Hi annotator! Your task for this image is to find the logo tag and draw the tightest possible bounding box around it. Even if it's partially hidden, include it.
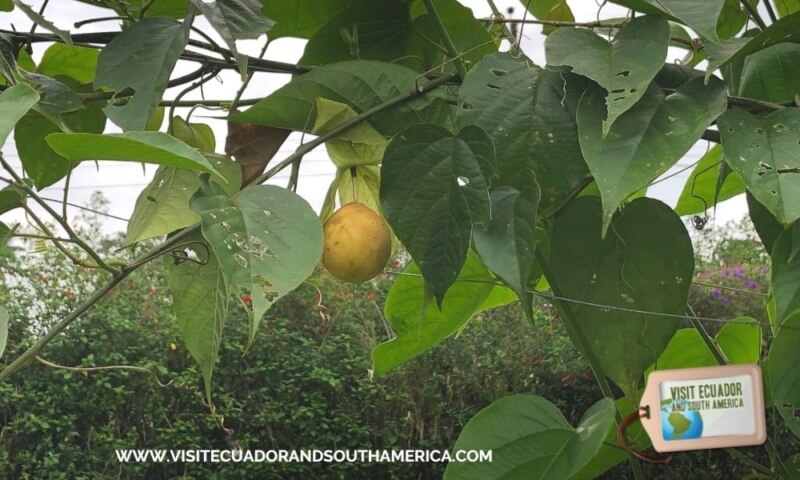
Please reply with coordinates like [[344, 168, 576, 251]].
[[639, 364, 767, 452]]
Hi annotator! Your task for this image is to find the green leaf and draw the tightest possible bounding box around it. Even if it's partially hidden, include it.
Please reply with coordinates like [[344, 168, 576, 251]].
[[545, 16, 670, 135], [771, 229, 800, 326], [776, 0, 800, 17], [232, 60, 451, 136], [0, 83, 39, 145], [380, 124, 494, 304], [165, 233, 228, 402], [520, 0, 575, 35], [311, 98, 387, 168], [791, 222, 800, 262], [24, 72, 84, 116], [0, 184, 25, 215], [171, 116, 216, 153], [767, 311, 800, 439], [46, 132, 223, 176], [705, 11, 800, 74], [190, 178, 323, 344], [12, 0, 72, 47], [190, 0, 274, 77], [372, 250, 516, 376], [674, 145, 745, 216], [443, 395, 616, 480], [748, 191, 785, 254], [645, 0, 724, 44], [737, 43, 800, 104], [262, 0, 362, 38], [125, 155, 241, 246], [0, 222, 13, 249], [0, 0, 12, 11], [548, 197, 694, 395], [719, 108, 800, 224], [577, 78, 728, 233], [717, 318, 762, 364], [456, 52, 590, 214], [95, 16, 192, 131], [651, 329, 717, 371], [716, 0, 748, 40], [0, 306, 7, 359], [37, 44, 99, 84], [473, 170, 540, 320]]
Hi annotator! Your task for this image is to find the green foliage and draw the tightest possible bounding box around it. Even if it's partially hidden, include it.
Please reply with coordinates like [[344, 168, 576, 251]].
[[674, 145, 745, 216], [37, 44, 98, 84], [768, 312, 800, 439], [548, 197, 694, 396], [771, 228, 800, 326], [380, 124, 494, 302], [0, 83, 39, 144], [443, 395, 615, 480]]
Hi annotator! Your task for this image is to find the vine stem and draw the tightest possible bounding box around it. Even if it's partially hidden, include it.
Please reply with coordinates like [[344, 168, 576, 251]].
[[480, 17, 626, 28], [422, 0, 468, 80], [35, 356, 172, 387], [0, 73, 457, 383], [685, 306, 790, 479], [535, 250, 644, 480], [740, 0, 768, 29]]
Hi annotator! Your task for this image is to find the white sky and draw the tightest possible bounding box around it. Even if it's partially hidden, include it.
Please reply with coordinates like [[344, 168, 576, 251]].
[[0, 0, 747, 236]]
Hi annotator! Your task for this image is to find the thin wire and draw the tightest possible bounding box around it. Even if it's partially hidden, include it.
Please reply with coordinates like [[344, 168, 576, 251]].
[[386, 271, 784, 330], [38, 196, 129, 222]]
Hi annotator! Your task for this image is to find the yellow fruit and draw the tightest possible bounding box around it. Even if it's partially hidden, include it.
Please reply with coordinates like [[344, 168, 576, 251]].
[[323, 202, 391, 283]]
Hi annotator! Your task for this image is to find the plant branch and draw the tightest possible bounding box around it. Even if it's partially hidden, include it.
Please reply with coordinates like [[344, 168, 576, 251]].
[[35, 356, 173, 387], [480, 17, 627, 28], [0, 154, 119, 274], [763, 0, 778, 23], [19, 204, 99, 269], [422, 0, 468, 80], [11, 232, 76, 243], [535, 250, 644, 480], [662, 88, 785, 112], [740, 0, 768, 29]]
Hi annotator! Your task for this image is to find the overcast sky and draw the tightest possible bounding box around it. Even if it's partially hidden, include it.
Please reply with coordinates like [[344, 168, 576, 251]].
[[0, 0, 747, 236]]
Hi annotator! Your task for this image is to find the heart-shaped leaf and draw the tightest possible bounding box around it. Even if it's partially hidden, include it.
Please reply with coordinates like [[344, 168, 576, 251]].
[[612, 0, 724, 44], [719, 108, 800, 224], [95, 16, 192, 131], [444, 395, 616, 480], [380, 124, 494, 304], [191, 178, 323, 344], [577, 77, 728, 233], [548, 197, 694, 395], [164, 233, 229, 403], [37, 44, 99, 84], [125, 155, 241, 246], [456, 52, 590, 214], [767, 311, 800, 439], [545, 15, 670, 134], [473, 169, 540, 320], [372, 250, 516, 376]]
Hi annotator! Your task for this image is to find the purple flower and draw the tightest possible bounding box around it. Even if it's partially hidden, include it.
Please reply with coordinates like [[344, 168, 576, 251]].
[[722, 270, 731, 278], [721, 296, 730, 305], [734, 267, 745, 278], [742, 279, 759, 290], [711, 288, 722, 298]]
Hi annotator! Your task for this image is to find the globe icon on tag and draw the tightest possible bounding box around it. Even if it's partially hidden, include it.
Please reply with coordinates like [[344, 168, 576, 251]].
[[661, 399, 703, 440]]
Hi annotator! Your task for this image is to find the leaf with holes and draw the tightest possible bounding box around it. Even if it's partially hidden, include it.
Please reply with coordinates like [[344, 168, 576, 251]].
[[225, 120, 289, 186], [577, 77, 728, 234], [719, 108, 800, 224], [165, 232, 228, 402], [0, 83, 39, 145], [473, 169, 540, 321], [675, 145, 745, 216], [767, 311, 800, 439], [771, 229, 800, 327], [125, 155, 241, 246], [232, 61, 452, 136], [190, 177, 323, 344], [380, 124, 494, 305], [372, 250, 516, 376], [443, 395, 616, 480], [95, 16, 192, 131], [545, 16, 670, 135], [548, 197, 694, 396], [457, 52, 589, 214], [190, 0, 274, 77]]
